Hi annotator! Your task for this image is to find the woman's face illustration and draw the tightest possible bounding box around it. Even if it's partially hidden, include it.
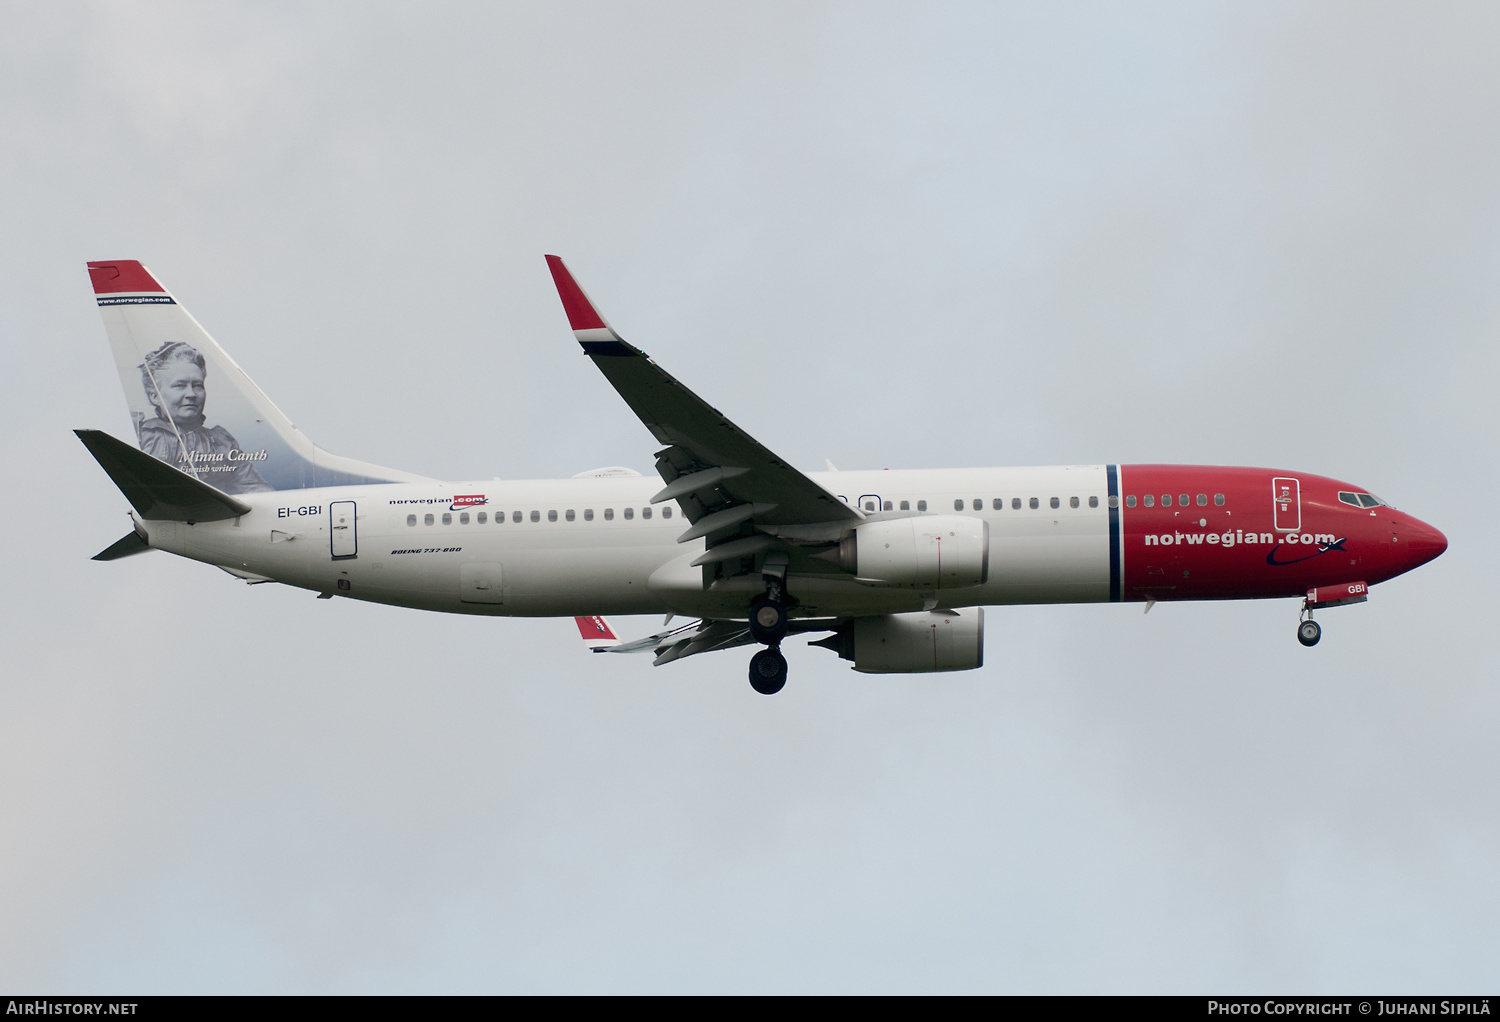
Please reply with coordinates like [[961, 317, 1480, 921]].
[[156, 361, 206, 427]]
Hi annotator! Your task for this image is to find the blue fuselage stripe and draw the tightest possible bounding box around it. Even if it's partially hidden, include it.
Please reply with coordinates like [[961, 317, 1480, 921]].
[[1107, 464, 1122, 602]]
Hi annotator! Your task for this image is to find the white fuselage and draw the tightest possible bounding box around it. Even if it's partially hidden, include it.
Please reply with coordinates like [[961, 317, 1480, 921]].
[[140, 466, 1113, 619]]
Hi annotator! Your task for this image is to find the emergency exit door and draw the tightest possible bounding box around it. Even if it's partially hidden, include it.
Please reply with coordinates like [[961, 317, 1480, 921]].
[[330, 501, 357, 559]]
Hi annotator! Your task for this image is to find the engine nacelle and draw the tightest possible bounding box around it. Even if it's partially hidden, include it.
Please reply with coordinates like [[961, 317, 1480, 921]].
[[835, 515, 988, 588], [814, 610, 985, 674]]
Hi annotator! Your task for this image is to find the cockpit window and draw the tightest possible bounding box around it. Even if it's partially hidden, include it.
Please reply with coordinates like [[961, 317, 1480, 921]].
[[1339, 491, 1388, 509]]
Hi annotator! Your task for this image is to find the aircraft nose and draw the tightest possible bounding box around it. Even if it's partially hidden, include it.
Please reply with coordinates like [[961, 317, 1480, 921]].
[[1407, 517, 1448, 568]]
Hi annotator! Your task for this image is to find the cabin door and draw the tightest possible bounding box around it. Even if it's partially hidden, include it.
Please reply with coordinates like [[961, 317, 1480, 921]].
[[330, 501, 358, 559], [1271, 478, 1301, 533]]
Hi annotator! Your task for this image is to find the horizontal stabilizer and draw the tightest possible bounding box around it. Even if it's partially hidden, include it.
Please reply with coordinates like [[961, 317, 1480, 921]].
[[92, 529, 151, 561], [76, 429, 252, 522]]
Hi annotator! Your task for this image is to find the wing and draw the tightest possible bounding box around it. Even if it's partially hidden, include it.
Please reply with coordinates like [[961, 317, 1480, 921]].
[[651, 616, 840, 666], [576, 615, 703, 655], [545, 256, 860, 569]]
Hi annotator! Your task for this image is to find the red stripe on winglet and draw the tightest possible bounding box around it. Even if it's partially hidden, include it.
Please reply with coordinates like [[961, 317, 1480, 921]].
[[575, 615, 617, 641], [87, 260, 165, 294], [545, 255, 607, 331]]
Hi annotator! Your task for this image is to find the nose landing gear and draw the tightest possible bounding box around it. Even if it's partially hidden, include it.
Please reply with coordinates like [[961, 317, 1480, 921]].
[[1296, 583, 1367, 647]]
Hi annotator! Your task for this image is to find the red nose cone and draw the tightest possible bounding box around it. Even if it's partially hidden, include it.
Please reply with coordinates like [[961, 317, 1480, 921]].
[[1407, 519, 1448, 568]]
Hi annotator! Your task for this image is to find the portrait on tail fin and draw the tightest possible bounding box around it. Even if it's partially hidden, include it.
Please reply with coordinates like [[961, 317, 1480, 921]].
[[134, 340, 273, 494], [90, 259, 429, 493]]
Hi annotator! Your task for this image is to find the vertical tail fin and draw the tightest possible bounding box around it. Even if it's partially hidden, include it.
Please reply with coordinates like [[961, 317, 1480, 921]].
[[88, 261, 429, 493]]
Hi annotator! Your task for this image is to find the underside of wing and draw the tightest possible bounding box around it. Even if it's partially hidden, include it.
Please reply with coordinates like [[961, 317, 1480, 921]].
[[651, 616, 840, 666]]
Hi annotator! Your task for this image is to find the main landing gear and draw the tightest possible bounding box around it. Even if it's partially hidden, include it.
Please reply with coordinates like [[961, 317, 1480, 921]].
[[747, 554, 791, 695], [749, 647, 788, 695]]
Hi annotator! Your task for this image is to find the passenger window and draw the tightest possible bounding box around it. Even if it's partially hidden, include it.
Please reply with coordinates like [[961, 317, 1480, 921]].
[[900, 500, 910, 511], [883, 500, 893, 511], [1214, 494, 1225, 506], [1160, 495, 1171, 507], [642, 507, 652, 519], [662, 507, 672, 519], [513, 510, 522, 523], [459, 512, 470, 524], [1011, 498, 1021, 510], [442, 513, 452, 525], [423, 513, 434, 526], [993, 498, 1002, 510], [624, 507, 634, 520], [1070, 496, 1079, 509], [1029, 497, 1039, 509], [865, 499, 878, 511], [1196, 494, 1207, 506], [584, 509, 594, 521], [1088, 496, 1098, 508], [1050, 497, 1060, 509], [1126, 495, 1137, 508], [1179, 493, 1189, 507], [565, 509, 575, 522], [530, 510, 540, 523], [953, 499, 964, 511], [604, 508, 614, 520], [477, 512, 486, 524], [917, 500, 927, 512], [406, 514, 416, 527], [1144, 495, 1154, 507], [547, 510, 557, 522]]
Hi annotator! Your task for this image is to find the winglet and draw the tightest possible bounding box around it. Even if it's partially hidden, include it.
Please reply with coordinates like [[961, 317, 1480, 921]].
[[545, 255, 638, 356], [575, 615, 622, 652], [545, 255, 608, 330]]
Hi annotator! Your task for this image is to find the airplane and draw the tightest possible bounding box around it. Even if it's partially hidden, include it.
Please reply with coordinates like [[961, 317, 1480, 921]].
[[77, 257, 1448, 695]]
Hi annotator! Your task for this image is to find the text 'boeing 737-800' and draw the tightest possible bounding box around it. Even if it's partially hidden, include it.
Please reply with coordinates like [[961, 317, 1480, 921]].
[[77, 257, 1447, 694]]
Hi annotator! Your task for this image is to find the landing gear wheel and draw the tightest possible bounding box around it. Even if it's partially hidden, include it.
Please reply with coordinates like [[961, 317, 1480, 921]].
[[749, 647, 788, 695], [749, 595, 788, 646], [1297, 619, 1322, 647]]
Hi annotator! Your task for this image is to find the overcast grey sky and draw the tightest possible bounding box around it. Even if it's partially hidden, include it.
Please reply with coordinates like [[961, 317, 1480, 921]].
[[2, 1, 1497, 993]]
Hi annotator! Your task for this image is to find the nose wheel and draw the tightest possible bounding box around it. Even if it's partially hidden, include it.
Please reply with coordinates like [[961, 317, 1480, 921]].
[[1297, 601, 1322, 647]]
